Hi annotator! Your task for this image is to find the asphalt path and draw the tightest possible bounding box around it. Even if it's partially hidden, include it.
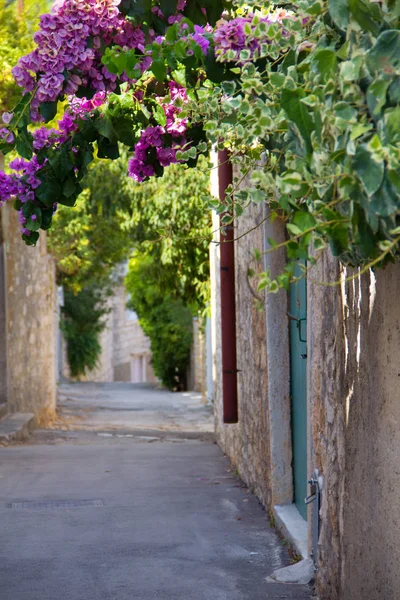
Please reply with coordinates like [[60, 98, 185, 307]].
[[0, 383, 311, 600]]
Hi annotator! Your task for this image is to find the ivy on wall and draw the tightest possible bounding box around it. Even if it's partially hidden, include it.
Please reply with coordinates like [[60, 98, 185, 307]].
[[0, 0, 399, 294]]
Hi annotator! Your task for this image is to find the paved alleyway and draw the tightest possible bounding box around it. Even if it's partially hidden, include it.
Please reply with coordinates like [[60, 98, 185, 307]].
[[0, 383, 311, 600]]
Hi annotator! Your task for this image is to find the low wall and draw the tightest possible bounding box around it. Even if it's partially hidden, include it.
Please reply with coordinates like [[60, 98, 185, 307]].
[[2, 202, 57, 424], [308, 251, 400, 600]]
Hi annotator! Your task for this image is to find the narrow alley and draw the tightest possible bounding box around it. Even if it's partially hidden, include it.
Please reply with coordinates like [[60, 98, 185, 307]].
[[0, 383, 311, 600]]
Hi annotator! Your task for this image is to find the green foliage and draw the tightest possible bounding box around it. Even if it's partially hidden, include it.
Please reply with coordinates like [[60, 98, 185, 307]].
[[7, 0, 400, 294], [47, 188, 131, 294], [0, 0, 49, 113], [126, 254, 193, 390], [118, 155, 212, 311], [48, 155, 210, 379], [48, 162, 133, 377], [101, 155, 211, 389], [172, 0, 400, 290], [61, 286, 110, 378]]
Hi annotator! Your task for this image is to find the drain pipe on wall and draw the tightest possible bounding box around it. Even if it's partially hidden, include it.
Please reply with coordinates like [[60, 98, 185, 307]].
[[218, 150, 238, 424]]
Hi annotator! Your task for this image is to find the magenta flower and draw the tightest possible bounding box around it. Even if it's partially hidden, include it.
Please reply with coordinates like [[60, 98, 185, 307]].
[[2, 112, 14, 125], [12, 0, 147, 118], [0, 128, 14, 144]]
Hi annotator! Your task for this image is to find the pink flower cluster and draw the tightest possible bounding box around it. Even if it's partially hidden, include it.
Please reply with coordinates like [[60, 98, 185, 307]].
[[151, 0, 186, 25], [0, 157, 44, 236], [154, 22, 211, 57], [12, 0, 145, 120], [214, 10, 292, 62], [128, 82, 189, 182], [31, 93, 105, 151]]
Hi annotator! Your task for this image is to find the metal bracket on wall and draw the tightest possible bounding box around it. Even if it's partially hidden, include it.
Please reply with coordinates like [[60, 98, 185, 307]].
[[305, 469, 323, 569], [287, 313, 307, 343]]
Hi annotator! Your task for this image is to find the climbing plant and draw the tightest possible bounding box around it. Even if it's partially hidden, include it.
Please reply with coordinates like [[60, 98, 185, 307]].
[[0, 0, 399, 292]]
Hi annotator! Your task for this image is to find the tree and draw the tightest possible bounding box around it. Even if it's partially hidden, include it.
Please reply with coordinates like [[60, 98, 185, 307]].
[[126, 253, 193, 390], [0, 0, 48, 113], [48, 154, 211, 380]]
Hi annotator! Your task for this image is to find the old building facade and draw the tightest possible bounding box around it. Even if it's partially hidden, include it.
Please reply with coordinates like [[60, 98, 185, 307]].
[[210, 169, 400, 599], [61, 280, 157, 384]]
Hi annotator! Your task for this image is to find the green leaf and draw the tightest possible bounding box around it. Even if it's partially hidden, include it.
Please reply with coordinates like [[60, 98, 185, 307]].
[[292, 211, 317, 232], [152, 103, 167, 127], [22, 201, 34, 219], [58, 194, 78, 207], [281, 88, 314, 153], [389, 77, 400, 104], [97, 136, 120, 160], [15, 133, 33, 160], [151, 59, 167, 82], [62, 178, 78, 198], [204, 48, 236, 83], [354, 204, 376, 258], [383, 107, 400, 144], [49, 148, 74, 179], [366, 79, 389, 117], [328, 0, 350, 29], [366, 30, 400, 76], [94, 116, 117, 142], [22, 231, 40, 246], [352, 145, 384, 196], [77, 119, 97, 143], [39, 101, 58, 123], [269, 72, 285, 86], [369, 174, 400, 217], [35, 180, 62, 207], [334, 101, 357, 122], [221, 81, 236, 95], [328, 223, 349, 255], [40, 208, 54, 231], [123, 0, 152, 21], [26, 208, 42, 232], [159, 0, 178, 18], [310, 49, 337, 81], [348, 0, 381, 35]]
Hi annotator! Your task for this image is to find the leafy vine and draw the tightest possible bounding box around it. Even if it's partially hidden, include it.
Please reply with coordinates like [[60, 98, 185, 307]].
[[0, 0, 399, 291]]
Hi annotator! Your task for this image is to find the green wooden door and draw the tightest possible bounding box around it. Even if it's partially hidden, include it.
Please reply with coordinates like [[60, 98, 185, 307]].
[[289, 262, 308, 520]]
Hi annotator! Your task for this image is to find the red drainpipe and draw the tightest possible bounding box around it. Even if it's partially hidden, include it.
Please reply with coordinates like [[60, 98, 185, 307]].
[[218, 150, 238, 424]]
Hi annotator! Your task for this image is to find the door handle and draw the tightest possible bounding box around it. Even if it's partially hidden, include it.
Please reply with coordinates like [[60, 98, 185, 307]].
[[298, 317, 307, 343], [288, 313, 307, 343]]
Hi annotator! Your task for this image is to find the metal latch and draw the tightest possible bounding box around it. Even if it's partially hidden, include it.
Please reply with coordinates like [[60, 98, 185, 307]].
[[287, 313, 307, 343], [305, 469, 323, 569]]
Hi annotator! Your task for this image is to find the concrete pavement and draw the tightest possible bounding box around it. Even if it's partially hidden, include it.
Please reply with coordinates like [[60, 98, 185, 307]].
[[0, 383, 311, 600], [57, 382, 214, 437]]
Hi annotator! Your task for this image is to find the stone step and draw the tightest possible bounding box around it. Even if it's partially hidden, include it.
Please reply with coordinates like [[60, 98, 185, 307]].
[[0, 413, 36, 445]]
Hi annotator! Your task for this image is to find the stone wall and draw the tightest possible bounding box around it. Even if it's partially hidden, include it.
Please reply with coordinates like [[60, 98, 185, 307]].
[[308, 251, 400, 600], [62, 282, 156, 383], [213, 201, 272, 507], [1, 202, 57, 424], [0, 211, 7, 406], [188, 318, 206, 394], [111, 283, 155, 382]]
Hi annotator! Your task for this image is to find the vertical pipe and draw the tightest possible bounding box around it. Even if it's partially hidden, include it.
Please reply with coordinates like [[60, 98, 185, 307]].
[[218, 150, 238, 424]]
